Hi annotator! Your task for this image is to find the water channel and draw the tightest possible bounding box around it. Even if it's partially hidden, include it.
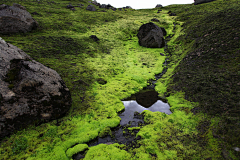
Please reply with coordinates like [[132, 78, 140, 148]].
[[72, 23, 177, 160]]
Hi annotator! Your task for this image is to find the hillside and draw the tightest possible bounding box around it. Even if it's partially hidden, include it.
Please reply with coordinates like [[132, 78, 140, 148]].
[[0, 0, 239, 159]]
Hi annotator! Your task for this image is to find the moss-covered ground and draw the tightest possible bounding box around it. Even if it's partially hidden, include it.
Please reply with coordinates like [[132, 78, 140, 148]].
[[0, 0, 239, 159]]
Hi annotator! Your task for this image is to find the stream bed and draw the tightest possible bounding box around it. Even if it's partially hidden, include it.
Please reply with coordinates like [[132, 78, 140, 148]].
[[72, 23, 177, 160]]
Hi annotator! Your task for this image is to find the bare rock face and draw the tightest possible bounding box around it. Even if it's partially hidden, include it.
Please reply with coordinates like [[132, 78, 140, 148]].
[[0, 37, 72, 139], [0, 3, 39, 35], [137, 22, 165, 48], [194, 0, 216, 5]]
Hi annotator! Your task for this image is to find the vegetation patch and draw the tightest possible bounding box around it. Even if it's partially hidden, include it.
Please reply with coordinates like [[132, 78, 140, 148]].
[[0, 0, 239, 159]]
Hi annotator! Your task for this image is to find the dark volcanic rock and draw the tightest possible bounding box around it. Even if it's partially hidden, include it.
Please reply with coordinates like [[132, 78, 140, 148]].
[[86, 5, 96, 11], [151, 18, 160, 22], [0, 37, 72, 139], [136, 90, 159, 108], [168, 11, 176, 16], [155, 4, 163, 8], [0, 3, 39, 35], [66, 4, 74, 9], [194, 0, 216, 5], [137, 22, 165, 48], [90, 35, 99, 42]]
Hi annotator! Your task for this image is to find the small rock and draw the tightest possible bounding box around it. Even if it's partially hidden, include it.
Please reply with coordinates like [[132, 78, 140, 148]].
[[151, 18, 160, 22], [233, 147, 240, 152], [90, 35, 99, 41]]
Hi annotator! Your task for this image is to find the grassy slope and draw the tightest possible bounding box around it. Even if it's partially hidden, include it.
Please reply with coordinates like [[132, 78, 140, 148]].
[[0, 0, 239, 159]]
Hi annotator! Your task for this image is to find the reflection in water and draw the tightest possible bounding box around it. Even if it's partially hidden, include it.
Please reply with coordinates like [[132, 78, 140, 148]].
[[120, 100, 172, 126]]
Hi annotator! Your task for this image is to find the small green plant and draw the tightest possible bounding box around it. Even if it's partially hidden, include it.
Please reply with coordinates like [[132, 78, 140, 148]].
[[12, 136, 28, 155], [8, 84, 14, 89], [44, 127, 58, 138]]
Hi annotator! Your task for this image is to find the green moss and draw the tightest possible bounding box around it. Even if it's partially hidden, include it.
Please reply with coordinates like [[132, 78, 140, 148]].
[[66, 144, 88, 158], [8, 84, 15, 89], [5, 68, 20, 84], [12, 136, 28, 155], [0, 0, 239, 159], [128, 127, 140, 131], [84, 143, 131, 160], [98, 127, 112, 137]]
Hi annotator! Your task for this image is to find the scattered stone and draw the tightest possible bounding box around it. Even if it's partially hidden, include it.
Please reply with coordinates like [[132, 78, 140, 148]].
[[86, 5, 96, 11], [137, 22, 165, 48], [0, 37, 72, 139], [169, 12, 176, 16], [168, 11, 176, 16], [66, 4, 74, 9], [96, 78, 107, 85], [155, 4, 163, 8], [194, 0, 216, 5], [233, 147, 240, 152], [151, 18, 160, 22], [91, 0, 101, 7], [31, 12, 40, 15], [157, 9, 162, 13], [0, 3, 39, 35], [90, 35, 99, 42], [77, 4, 84, 7]]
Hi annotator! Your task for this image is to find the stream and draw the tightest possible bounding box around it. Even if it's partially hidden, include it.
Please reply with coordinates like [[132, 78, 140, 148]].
[[72, 23, 177, 160]]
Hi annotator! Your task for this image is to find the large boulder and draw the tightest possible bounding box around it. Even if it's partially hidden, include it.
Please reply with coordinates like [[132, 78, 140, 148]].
[[86, 5, 96, 11], [0, 3, 39, 35], [137, 22, 165, 48], [194, 0, 216, 5], [125, 6, 132, 9], [99, 4, 113, 9], [155, 4, 163, 8], [0, 37, 72, 139]]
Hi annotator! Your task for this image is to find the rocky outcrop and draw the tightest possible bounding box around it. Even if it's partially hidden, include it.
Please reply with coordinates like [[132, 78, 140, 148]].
[[137, 22, 165, 48], [86, 5, 96, 11], [155, 4, 163, 8], [0, 37, 72, 139], [194, 0, 216, 5], [0, 3, 39, 35]]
